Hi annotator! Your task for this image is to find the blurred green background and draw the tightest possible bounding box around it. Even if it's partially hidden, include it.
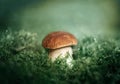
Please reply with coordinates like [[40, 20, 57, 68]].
[[0, 0, 119, 41]]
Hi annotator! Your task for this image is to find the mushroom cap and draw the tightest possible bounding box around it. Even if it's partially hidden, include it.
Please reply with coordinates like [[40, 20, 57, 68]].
[[42, 31, 78, 49]]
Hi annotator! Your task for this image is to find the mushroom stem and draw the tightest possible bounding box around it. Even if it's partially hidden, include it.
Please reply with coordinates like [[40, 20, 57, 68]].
[[49, 46, 73, 66]]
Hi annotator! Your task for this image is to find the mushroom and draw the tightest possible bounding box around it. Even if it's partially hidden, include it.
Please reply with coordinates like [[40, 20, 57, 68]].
[[42, 31, 78, 65]]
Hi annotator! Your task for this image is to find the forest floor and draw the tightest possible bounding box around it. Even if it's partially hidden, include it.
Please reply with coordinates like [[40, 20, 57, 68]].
[[0, 30, 120, 84]]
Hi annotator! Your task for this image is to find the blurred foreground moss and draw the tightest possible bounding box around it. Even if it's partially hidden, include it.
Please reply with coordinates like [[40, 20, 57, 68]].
[[0, 30, 120, 84]]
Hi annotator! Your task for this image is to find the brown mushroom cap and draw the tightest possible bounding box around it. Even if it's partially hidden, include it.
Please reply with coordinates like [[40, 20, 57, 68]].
[[42, 31, 78, 49]]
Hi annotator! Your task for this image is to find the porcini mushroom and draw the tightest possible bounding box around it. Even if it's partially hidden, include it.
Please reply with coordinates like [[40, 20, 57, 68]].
[[42, 31, 77, 65]]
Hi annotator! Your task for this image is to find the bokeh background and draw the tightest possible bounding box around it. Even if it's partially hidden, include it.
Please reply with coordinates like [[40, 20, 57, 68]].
[[0, 0, 120, 41]]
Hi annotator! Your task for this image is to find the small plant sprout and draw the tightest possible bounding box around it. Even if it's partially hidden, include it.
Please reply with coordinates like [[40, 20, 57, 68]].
[[42, 31, 78, 67]]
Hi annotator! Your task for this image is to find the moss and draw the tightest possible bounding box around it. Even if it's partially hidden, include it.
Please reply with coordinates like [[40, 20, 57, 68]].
[[0, 30, 120, 84]]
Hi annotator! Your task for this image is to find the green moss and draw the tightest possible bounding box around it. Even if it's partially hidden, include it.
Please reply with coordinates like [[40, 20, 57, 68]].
[[0, 30, 120, 84]]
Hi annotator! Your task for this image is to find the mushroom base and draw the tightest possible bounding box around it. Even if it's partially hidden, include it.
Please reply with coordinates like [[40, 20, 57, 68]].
[[49, 47, 73, 66]]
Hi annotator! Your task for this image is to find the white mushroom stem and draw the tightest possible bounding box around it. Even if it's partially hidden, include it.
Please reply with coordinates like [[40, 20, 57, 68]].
[[49, 46, 73, 66]]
